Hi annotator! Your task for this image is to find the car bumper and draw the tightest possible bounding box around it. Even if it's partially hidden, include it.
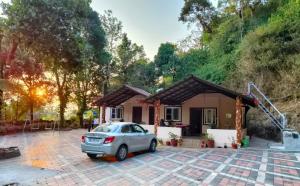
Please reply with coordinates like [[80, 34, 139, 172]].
[[81, 143, 115, 155]]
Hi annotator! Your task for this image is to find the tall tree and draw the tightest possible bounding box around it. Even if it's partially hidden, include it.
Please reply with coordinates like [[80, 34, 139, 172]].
[[179, 0, 216, 33], [99, 10, 123, 94], [2, 0, 101, 126], [115, 33, 145, 84], [127, 59, 156, 92], [7, 48, 54, 122], [73, 10, 106, 127], [154, 43, 180, 83]]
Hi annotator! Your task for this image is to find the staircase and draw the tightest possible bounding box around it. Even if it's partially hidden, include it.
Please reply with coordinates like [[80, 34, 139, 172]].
[[247, 82, 287, 131], [248, 82, 300, 151]]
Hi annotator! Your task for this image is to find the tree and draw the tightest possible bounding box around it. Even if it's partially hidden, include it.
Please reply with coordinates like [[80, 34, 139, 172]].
[[99, 10, 123, 94], [179, 0, 216, 33], [115, 33, 145, 84], [154, 43, 180, 83], [126, 59, 156, 92], [237, 0, 300, 97], [2, 0, 104, 126], [73, 10, 106, 127], [7, 48, 54, 122]]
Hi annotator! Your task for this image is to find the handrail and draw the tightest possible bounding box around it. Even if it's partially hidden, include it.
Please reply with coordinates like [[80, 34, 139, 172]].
[[248, 82, 286, 130], [248, 82, 285, 118]]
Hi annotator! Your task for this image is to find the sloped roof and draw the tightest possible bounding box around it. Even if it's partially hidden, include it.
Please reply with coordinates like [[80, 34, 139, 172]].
[[94, 85, 151, 107], [146, 75, 255, 106]]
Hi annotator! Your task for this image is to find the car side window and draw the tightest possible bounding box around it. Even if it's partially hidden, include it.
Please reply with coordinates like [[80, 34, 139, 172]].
[[132, 125, 145, 133], [121, 125, 132, 133]]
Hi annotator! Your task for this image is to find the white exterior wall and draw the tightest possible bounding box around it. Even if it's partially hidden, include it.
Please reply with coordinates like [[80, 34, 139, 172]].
[[141, 124, 182, 141], [207, 129, 237, 147], [207, 129, 247, 147]]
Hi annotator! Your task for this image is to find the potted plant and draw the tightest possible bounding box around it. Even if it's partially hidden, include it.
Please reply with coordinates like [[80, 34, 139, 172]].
[[157, 138, 164, 145], [168, 132, 178, 147], [229, 136, 238, 149], [205, 133, 214, 148], [178, 137, 183, 146], [200, 140, 206, 148], [166, 141, 171, 146]]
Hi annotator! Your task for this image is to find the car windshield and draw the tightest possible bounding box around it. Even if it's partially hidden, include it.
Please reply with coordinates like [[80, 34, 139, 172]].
[[92, 124, 119, 133]]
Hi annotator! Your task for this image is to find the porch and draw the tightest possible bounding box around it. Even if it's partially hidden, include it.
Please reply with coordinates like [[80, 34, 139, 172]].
[[146, 76, 255, 145]]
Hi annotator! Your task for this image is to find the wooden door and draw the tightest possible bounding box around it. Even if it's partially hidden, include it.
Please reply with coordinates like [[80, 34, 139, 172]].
[[190, 108, 203, 136], [132, 107, 142, 123], [148, 106, 154, 125]]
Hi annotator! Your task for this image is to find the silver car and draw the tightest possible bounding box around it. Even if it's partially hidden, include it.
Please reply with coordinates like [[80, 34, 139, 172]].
[[81, 122, 157, 161]]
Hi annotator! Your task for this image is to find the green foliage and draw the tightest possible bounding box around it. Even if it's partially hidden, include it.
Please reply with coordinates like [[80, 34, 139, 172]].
[[154, 43, 180, 83], [237, 0, 300, 96], [179, 0, 216, 33], [115, 33, 145, 84], [126, 59, 156, 92]]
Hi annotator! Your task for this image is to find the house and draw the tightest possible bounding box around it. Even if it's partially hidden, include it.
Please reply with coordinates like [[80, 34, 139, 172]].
[[94, 76, 255, 146]]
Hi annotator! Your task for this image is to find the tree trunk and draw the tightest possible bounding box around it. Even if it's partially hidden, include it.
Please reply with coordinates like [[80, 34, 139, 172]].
[[0, 38, 18, 119], [30, 101, 34, 123], [59, 104, 65, 128]]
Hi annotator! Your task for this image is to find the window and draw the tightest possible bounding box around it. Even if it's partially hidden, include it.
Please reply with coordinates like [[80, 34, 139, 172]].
[[93, 124, 119, 133], [203, 108, 217, 125], [132, 124, 145, 133], [111, 107, 123, 119], [121, 125, 132, 133], [165, 106, 181, 121]]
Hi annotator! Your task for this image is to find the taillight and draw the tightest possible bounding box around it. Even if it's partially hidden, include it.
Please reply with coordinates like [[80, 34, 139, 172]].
[[103, 136, 115, 144], [81, 136, 85, 143]]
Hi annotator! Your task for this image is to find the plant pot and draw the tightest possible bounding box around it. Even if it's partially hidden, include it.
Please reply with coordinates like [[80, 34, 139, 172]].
[[231, 143, 238, 149], [200, 140, 206, 148], [170, 139, 178, 147], [166, 141, 171, 146], [207, 140, 214, 148]]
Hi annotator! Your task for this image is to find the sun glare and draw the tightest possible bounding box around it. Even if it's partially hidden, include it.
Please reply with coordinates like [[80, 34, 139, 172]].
[[35, 88, 46, 97]]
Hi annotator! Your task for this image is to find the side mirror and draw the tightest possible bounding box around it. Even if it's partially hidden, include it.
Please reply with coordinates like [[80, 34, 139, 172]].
[[144, 129, 148, 133]]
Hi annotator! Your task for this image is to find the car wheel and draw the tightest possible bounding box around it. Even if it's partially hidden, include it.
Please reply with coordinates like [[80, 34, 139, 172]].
[[116, 145, 127, 161], [87, 153, 97, 159], [149, 140, 157, 152]]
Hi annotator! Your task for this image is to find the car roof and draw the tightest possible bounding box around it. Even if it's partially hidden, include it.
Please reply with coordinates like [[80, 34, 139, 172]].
[[103, 122, 136, 126]]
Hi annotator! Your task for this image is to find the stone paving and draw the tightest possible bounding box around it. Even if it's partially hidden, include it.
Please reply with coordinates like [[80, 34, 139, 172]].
[[0, 130, 300, 186]]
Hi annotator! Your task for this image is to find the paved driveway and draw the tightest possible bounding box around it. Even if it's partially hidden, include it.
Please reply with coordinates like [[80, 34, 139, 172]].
[[0, 130, 300, 186]]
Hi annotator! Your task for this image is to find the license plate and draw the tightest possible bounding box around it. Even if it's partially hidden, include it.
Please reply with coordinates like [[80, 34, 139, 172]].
[[88, 138, 101, 143]]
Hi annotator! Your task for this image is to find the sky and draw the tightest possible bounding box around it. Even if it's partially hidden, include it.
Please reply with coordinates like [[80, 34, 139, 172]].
[[0, 0, 218, 59], [91, 0, 192, 60]]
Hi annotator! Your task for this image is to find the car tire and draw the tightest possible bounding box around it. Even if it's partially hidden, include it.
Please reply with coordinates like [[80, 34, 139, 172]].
[[87, 153, 97, 159], [116, 145, 127, 161], [149, 140, 157, 152]]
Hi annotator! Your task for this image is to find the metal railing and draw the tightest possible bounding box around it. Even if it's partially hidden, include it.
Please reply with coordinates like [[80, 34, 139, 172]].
[[248, 82, 287, 131]]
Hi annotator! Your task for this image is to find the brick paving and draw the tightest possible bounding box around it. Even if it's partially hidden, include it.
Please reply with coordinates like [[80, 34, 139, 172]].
[[0, 129, 300, 186]]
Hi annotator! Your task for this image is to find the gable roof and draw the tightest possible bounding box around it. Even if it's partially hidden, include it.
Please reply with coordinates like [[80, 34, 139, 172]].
[[94, 85, 151, 107], [146, 75, 255, 106]]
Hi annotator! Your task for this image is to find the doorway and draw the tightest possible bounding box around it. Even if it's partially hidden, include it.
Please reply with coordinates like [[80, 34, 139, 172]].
[[148, 106, 154, 125], [190, 108, 203, 136], [132, 107, 142, 123]]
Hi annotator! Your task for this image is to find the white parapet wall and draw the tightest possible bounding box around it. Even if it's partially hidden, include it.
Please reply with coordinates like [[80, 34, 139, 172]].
[[207, 129, 237, 148], [141, 125, 182, 141]]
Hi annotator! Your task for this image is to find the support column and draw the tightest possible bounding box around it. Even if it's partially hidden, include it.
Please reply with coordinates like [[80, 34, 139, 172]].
[[101, 105, 106, 124], [154, 100, 160, 136], [235, 96, 243, 145]]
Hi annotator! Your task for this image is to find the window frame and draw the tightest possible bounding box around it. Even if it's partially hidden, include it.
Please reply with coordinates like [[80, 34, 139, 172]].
[[203, 108, 217, 126], [131, 124, 146, 133], [164, 106, 182, 122], [111, 106, 124, 120]]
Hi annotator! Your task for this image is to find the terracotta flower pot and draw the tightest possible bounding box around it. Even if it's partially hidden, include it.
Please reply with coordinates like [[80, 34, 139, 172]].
[[207, 140, 214, 148], [200, 140, 206, 148], [170, 139, 178, 147], [231, 143, 238, 149]]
